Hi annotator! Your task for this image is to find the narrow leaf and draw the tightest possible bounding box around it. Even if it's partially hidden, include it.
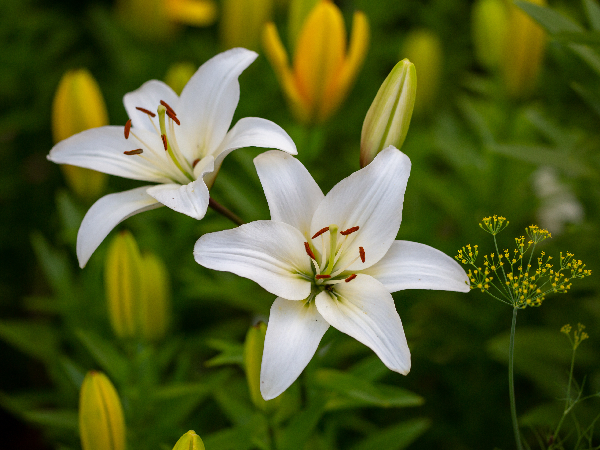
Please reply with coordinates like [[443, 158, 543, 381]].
[[349, 418, 431, 450]]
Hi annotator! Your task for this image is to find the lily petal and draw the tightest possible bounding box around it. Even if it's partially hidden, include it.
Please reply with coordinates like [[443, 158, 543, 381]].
[[48, 126, 177, 184], [204, 117, 298, 188], [254, 151, 323, 239], [177, 48, 258, 162], [315, 274, 410, 374], [123, 80, 179, 132], [310, 146, 411, 271], [77, 186, 162, 268], [194, 221, 313, 300], [261, 297, 330, 400], [146, 178, 210, 220], [363, 241, 471, 293]]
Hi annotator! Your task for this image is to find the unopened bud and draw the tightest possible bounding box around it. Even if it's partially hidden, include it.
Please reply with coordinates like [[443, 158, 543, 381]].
[[244, 322, 279, 410], [172, 430, 205, 450], [139, 252, 171, 341], [220, 0, 273, 50], [164, 62, 196, 95], [360, 59, 416, 167], [472, 0, 508, 70], [79, 371, 126, 450]]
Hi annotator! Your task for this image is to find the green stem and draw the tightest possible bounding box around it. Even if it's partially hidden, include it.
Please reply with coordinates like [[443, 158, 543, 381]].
[[208, 198, 244, 226], [551, 344, 577, 447], [509, 307, 523, 450]]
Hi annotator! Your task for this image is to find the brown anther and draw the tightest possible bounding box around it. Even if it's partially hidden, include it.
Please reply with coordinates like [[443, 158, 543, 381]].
[[160, 100, 175, 115], [161, 134, 168, 151], [315, 274, 331, 279], [359, 247, 365, 263], [166, 109, 181, 125], [192, 158, 200, 168], [124, 119, 131, 139], [340, 226, 359, 236], [135, 106, 156, 117], [124, 149, 143, 155], [304, 242, 316, 260], [312, 227, 330, 239], [344, 274, 357, 282]]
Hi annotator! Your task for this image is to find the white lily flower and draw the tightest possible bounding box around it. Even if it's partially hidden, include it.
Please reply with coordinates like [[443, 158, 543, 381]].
[[194, 147, 470, 400], [48, 48, 297, 268]]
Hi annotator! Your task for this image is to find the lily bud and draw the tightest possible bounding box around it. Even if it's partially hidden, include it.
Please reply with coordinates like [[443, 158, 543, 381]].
[[220, 0, 273, 50], [262, 0, 369, 125], [360, 59, 416, 168], [105, 231, 142, 339], [52, 69, 109, 200], [401, 29, 442, 115], [116, 0, 216, 41], [172, 430, 205, 450], [287, 0, 320, 49], [502, 0, 546, 98], [164, 62, 196, 95], [472, 0, 508, 70], [79, 371, 126, 450], [244, 322, 272, 410], [139, 252, 171, 341]]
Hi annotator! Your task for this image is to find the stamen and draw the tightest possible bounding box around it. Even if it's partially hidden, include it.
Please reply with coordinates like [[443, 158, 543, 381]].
[[135, 107, 156, 117], [304, 242, 316, 260], [359, 247, 366, 263], [124, 119, 131, 139], [312, 227, 330, 239], [161, 134, 168, 151], [315, 274, 331, 279], [124, 149, 143, 155], [345, 274, 357, 282], [166, 109, 180, 125], [160, 100, 176, 115], [340, 226, 359, 235], [192, 158, 200, 168]]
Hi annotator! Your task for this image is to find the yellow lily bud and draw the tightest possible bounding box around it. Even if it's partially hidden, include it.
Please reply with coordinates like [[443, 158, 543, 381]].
[[263, 0, 369, 125], [116, 0, 216, 40], [139, 252, 171, 341], [52, 69, 109, 200], [360, 59, 416, 168], [502, 0, 546, 98], [105, 231, 142, 339], [401, 29, 442, 115], [220, 0, 273, 50], [287, 0, 319, 50], [172, 430, 205, 450], [472, 0, 508, 70], [164, 62, 196, 95], [105, 231, 171, 341], [79, 371, 126, 450]]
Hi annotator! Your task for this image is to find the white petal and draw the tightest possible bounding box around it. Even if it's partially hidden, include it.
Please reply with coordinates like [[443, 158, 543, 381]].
[[363, 241, 471, 293], [254, 151, 324, 238], [203, 117, 298, 188], [194, 221, 312, 300], [123, 80, 179, 133], [77, 186, 162, 268], [310, 147, 411, 271], [48, 126, 177, 184], [177, 48, 258, 162], [261, 297, 330, 400], [315, 274, 410, 374], [146, 178, 210, 220]]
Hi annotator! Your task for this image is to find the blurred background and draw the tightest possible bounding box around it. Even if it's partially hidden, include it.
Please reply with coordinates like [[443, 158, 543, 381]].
[[1, 0, 599, 448]]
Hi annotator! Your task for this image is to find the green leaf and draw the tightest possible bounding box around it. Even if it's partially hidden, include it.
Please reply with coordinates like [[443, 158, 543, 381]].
[[203, 415, 269, 450], [58, 356, 87, 390], [205, 338, 244, 367], [313, 369, 424, 410], [0, 320, 58, 363], [74, 328, 129, 383], [555, 31, 600, 47], [516, 1, 582, 34], [30, 232, 73, 297], [571, 81, 600, 118], [584, 0, 600, 31], [349, 418, 431, 450], [22, 409, 78, 430], [277, 396, 327, 450]]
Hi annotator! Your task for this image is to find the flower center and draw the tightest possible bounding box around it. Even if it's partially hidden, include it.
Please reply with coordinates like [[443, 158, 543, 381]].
[[122, 100, 195, 184], [303, 224, 365, 289]]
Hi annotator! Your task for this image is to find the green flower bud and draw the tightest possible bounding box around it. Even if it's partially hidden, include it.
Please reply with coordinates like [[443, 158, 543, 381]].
[[164, 62, 196, 95], [220, 0, 273, 50], [244, 322, 269, 410], [472, 0, 508, 70], [172, 430, 205, 450], [360, 59, 416, 168], [139, 252, 171, 341], [79, 371, 126, 450], [401, 29, 442, 115], [52, 69, 109, 200]]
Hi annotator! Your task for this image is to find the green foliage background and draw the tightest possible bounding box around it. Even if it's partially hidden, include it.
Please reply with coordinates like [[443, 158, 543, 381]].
[[1, 0, 599, 449]]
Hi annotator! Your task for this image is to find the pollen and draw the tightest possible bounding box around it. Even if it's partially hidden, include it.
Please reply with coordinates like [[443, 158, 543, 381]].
[[315, 274, 331, 279], [192, 158, 200, 168], [304, 242, 316, 260], [312, 227, 330, 239], [124, 119, 131, 139], [359, 247, 365, 263], [135, 106, 156, 117], [160, 100, 176, 115], [124, 149, 143, 155], [345, 274, 357, 282], [161, 134, 168, 151], [340, 226, 359, 235], [166, 109, 180, 125]]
